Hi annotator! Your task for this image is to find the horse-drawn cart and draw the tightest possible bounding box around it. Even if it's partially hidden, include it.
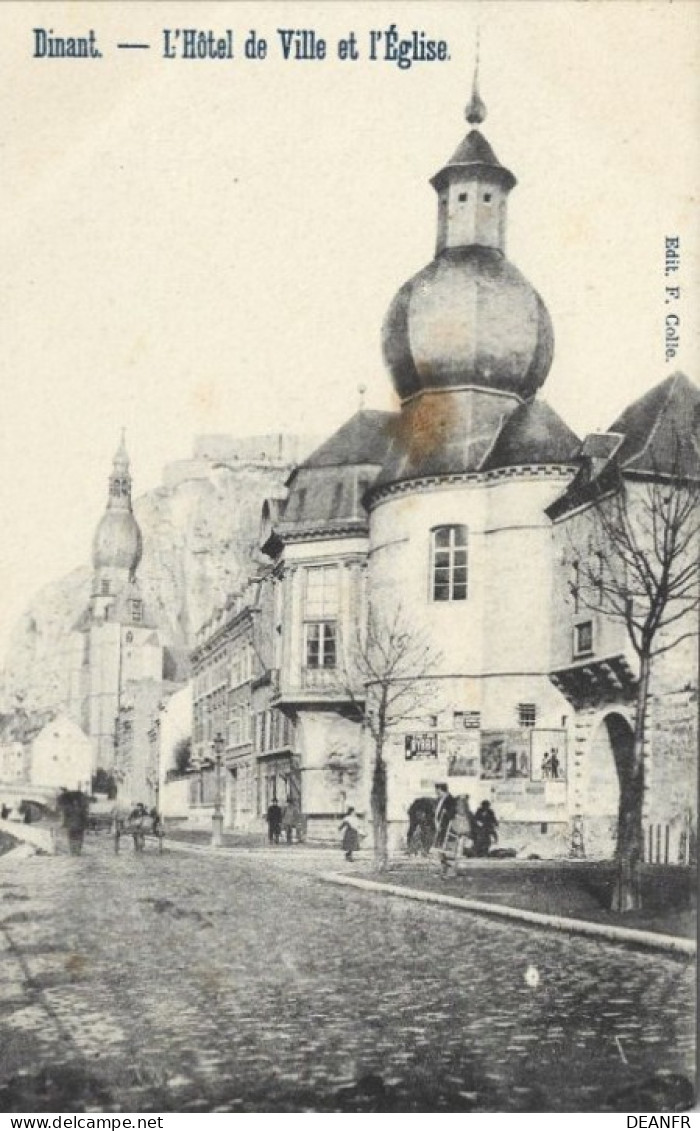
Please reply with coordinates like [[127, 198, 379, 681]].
[[113, 805, 164, 854]]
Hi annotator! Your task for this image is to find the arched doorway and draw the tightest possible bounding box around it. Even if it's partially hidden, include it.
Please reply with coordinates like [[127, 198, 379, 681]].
[[585, 711, 634, 858]]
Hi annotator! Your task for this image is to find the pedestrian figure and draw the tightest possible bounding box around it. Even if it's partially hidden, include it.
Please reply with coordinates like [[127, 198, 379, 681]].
[[339, 806, 362, 861], [281, 799, 300, 844], [267, 799, 282, 845], [550, 750, 560, 780], [473, 800, 499, 857], [0, 804, 8, 820], [128, 803, 149, 852], [434, 783, 456, 849], [541, 752, 552, 779], [59, 790, 90, 856], [439, 794, 474, 874]]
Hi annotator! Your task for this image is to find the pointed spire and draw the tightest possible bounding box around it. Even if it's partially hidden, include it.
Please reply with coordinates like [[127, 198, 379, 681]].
[[113, 428, 130, 474], [465, 29, 487, 125]]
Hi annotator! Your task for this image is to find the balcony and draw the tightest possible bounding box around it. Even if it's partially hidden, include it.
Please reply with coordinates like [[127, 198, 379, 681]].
[[549, 652, 638, 711], [302, 666, 338, 689]]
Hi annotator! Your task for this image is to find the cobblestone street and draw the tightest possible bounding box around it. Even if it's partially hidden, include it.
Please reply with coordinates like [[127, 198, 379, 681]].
[[0, 841, 695, 1112]]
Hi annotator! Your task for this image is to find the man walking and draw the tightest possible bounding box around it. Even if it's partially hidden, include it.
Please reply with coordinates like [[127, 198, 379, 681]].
[[266, 799, 282, 845], [434, 783, 456, 849]]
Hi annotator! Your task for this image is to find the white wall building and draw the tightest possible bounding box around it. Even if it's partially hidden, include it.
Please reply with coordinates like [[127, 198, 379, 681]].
[[30, 714, 92, 793], [259, 72, 698, 858]]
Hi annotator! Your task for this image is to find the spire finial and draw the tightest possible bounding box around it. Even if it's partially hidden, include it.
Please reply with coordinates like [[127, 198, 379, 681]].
[[465, 28, 487, 125], [113, 428, 130, 472], [357, 383, 367, 411]]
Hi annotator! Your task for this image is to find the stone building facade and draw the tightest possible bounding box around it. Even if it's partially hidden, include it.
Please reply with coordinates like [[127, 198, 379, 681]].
[[251, 73, 698, 855], [190, 575, 297, 832]]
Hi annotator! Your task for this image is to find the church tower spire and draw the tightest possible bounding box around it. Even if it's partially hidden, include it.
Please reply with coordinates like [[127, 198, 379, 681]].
[[465, 30, 487, 125], [431, 51, 516, 256], [91, 433, 143, 616]]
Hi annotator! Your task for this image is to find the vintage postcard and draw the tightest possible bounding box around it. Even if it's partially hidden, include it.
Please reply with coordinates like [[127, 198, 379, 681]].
[[0, 0, 697, 1119]]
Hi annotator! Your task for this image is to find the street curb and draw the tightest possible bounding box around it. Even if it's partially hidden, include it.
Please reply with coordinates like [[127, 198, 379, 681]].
[[318, 872, 696, 957]]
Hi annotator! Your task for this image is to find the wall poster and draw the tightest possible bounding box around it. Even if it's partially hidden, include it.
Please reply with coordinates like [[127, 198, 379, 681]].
[[530, 729, 568, 783]]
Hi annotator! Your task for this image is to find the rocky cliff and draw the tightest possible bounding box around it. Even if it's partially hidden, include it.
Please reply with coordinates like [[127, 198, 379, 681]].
[[2, 456, 295, 714]]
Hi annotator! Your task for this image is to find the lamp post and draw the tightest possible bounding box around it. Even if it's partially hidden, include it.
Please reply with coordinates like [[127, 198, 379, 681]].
[[211, 732, 225, 847]]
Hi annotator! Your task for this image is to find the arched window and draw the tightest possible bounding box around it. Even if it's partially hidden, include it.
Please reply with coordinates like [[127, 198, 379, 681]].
[[431, 525, 468, 601]]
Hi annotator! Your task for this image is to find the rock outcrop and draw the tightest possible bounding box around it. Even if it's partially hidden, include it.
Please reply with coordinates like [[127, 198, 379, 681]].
[[2, 443, 307, 714]]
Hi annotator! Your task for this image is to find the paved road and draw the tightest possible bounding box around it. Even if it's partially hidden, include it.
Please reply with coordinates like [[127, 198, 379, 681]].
[[0, 840, 694, 1112]]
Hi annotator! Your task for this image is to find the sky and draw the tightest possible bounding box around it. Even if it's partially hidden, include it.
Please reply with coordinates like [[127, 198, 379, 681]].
[[0, 0, 698, 656]]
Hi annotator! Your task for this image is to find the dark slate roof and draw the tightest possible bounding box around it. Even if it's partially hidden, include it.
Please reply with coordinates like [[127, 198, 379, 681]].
[[608, 372, 700, 477], [372, 388, 513, 489], [299, 410, 397, 470], [270, 410, 397, 542], [546, 372, 700, 520], [480, 400, 580, 471], [431, 129, 516, 191], [449, 129, 501, 167]]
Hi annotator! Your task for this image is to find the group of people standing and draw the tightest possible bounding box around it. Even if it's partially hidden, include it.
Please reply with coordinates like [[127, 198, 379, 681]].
[[409, 784, 499, 860], [266, 799, 304, 845]]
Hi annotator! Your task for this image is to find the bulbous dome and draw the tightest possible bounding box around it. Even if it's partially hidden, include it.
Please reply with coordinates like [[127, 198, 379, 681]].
[[382, 246, 554, 402], [92, 510, 143, 576]]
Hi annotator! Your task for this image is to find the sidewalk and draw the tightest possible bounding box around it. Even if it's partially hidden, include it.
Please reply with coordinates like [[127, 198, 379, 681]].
[[330, 856, 696, 944]]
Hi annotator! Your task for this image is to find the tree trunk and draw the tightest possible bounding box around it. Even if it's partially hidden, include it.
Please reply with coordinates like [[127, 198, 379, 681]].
[[612, 653, 650, 913], [370, 744, 388, 872]]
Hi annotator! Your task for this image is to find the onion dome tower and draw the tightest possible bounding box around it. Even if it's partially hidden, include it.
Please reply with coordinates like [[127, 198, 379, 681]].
[[376, 60, 562, 487], [90, 432, 143, 618]]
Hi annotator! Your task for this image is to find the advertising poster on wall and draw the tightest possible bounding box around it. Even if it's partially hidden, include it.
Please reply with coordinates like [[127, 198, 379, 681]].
[[530, 730, 568, 782], [480, 731, 532, 780], [404, 732, 439, 761], [444, 730, 480, 777]]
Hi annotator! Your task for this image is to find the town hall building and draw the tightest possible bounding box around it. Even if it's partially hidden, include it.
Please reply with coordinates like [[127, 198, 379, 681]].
[[247, 71, 698, 857]]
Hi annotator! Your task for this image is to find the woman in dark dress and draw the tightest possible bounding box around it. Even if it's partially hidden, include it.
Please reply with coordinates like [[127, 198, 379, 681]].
[[473, 800, 499, 857], [339, 807, 361, 861]]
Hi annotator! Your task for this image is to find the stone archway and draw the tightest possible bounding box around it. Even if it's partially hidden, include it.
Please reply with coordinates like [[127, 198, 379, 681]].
[[585, 710, 634, 859]]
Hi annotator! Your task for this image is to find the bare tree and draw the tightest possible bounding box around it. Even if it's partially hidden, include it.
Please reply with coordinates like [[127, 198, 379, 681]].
[[573, 460, 699, 911], [344, 601, 442, 871]]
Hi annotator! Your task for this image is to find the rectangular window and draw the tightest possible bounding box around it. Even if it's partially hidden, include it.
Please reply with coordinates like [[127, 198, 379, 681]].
[[431, 526, 468, 602], [230, 645, 250, 689], [304, 565, 339, 618], [130, 599, 143, 623], [305, 622, 337, 669], [518, 703, 537, 728], [228, 710, 242, 748], [574, 621, 593, 658]]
